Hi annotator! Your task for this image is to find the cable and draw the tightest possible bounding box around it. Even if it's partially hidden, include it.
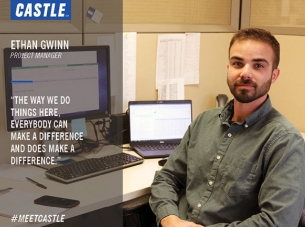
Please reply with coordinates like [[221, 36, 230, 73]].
[[95, 117, 111, 139], [57, 120, 101, 155]]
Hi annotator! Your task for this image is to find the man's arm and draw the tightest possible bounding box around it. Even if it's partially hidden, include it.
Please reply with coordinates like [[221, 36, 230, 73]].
[[150, 125, 192, 225], [205, 132, 305, 227], [152, 131, 305, 227]]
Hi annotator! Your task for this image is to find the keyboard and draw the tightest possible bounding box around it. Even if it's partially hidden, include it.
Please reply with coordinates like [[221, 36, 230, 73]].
[[45, 153, 144, 183], [137, 143, 179, 151]]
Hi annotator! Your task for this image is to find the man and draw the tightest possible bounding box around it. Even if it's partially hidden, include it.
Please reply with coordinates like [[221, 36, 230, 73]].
[[149, 28, 305, 227]]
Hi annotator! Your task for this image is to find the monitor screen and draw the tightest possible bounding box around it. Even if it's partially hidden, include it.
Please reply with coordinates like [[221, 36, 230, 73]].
[[3, 45, 111, 132]]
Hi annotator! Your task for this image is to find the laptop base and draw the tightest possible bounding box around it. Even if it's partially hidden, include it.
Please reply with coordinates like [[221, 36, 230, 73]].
[[133, 148, 173, 159]]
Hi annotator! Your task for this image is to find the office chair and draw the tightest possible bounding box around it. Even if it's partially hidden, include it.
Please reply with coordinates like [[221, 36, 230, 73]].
[[118, 194, 157, 227], [299, 199, 305, 227]]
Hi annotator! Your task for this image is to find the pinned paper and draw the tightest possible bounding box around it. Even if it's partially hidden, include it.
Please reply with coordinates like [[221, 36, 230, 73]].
[[71, 118, 88, 137], [86, 6, 103, 23]]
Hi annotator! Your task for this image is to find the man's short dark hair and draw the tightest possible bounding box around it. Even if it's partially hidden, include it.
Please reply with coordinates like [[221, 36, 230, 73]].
[[229, 28, 280, 69]]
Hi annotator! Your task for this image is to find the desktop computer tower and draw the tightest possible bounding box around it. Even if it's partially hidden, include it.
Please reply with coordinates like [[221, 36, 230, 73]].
[[108, 113, 130, 145]]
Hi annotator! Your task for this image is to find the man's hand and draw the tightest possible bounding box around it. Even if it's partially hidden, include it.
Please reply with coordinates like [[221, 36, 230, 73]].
[[161, 215, 204, 227]]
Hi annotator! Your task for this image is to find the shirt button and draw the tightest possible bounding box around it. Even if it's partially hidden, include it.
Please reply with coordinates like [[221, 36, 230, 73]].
[[244, 124, 248, 128], [227, 133, 232, 137], [208, 181, 214, 186], [216, 155, 221, 160], [197, 203, 202, 208]]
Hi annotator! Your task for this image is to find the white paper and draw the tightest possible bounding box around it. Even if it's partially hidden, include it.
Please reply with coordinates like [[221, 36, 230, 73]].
[[0, 164, 43, 182], [184, 33, 200, 84], [98, 33, 137, 113], [122, 32, 137, 112], [156, 34, 185, 88], [87, 7, 103, 24], [157, 78, 185, 100], [91, 9, 103, 24], [156, 33, 200, 88]]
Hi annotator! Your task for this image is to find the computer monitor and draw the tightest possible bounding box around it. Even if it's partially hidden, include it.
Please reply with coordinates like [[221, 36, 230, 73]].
[[3, 45, 111, 132]]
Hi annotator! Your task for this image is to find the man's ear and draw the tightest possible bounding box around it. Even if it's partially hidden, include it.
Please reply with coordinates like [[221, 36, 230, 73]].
[[271, 68, 280, 84]]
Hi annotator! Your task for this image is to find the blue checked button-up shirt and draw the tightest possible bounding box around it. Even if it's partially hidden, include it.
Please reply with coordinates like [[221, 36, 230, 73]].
[[150, 96, 305, 227]]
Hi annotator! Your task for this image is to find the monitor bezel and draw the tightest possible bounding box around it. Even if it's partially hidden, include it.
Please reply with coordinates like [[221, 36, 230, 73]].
[[3, 45, 111, 132]]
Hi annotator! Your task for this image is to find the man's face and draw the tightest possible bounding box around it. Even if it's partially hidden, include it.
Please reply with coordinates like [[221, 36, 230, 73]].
[[227, 39, 279, 103]]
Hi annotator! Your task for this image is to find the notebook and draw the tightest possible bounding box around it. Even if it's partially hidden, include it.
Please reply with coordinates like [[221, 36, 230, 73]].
[[128, 100, 192, 158]]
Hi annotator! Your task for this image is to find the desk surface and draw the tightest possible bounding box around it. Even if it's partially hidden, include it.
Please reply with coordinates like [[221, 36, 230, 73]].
[[2, 133, 304, 226], [0, 145, 161, 227]]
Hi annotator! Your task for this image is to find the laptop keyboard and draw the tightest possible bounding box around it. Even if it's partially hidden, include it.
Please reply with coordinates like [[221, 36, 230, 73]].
[[137, 143, 179, 151], [45, 153, 144, 183]]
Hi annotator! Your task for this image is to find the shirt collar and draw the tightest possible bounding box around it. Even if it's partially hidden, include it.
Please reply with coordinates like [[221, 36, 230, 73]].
[[219, 95, 273, 127]]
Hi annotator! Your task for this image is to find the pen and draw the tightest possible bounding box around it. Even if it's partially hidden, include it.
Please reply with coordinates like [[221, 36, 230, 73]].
[[26, 177, 47, 189], [0, 187, 13, 194]]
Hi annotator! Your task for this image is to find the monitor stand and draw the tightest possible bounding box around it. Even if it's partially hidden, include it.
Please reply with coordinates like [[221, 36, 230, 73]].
[[40, 127, 84, 161]]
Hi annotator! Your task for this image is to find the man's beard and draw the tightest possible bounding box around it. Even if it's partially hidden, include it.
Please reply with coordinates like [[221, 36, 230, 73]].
[[227, 77, 272, 103]]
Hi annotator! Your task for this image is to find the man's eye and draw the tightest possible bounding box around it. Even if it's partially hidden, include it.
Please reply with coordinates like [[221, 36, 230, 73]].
[[233, 62, 243, 67], [255, 64, 263, 68]]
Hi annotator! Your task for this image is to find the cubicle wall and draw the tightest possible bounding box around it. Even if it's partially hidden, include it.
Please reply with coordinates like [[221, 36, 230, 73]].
[[241, 0, 305, 132], [84, 0, 239, 33], [1, 0, 305, 164], [85, 32, 233, 119], [268, 35, 305, 133], [241, 0, 305, 35]]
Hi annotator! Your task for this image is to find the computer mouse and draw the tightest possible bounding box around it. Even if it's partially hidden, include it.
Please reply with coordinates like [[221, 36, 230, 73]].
[[158, 157, 168, 166]]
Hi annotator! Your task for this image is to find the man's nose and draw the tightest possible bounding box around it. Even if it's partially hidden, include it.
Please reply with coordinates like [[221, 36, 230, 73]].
[[240, 65, 252, 79]]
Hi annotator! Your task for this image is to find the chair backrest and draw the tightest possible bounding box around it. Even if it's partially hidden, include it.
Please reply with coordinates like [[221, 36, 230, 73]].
[[299, 136, 305, 227]]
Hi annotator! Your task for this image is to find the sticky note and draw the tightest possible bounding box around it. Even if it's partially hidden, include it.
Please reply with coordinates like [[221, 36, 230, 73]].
[[86, 6, 103, 24], [71, 118, 88, 137], [56, 157, 74, 164]]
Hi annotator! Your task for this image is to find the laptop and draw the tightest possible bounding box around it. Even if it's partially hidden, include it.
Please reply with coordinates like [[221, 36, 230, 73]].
[[128, 100, 192, 158]]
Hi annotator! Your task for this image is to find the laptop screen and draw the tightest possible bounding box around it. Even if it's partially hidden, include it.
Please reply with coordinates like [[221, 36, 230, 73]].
[[129, 100, 192, 142]]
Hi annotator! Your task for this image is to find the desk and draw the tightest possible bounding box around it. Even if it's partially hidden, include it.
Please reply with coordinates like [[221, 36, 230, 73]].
[[0, 145, 161, 227]]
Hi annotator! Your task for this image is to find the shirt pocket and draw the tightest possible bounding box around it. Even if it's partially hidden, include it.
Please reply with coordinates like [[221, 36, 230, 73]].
[[220, 157, 257, 196]]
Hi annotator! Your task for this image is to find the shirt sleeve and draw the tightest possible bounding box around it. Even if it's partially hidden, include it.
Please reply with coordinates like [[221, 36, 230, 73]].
[[149, 123, 192, 225]]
